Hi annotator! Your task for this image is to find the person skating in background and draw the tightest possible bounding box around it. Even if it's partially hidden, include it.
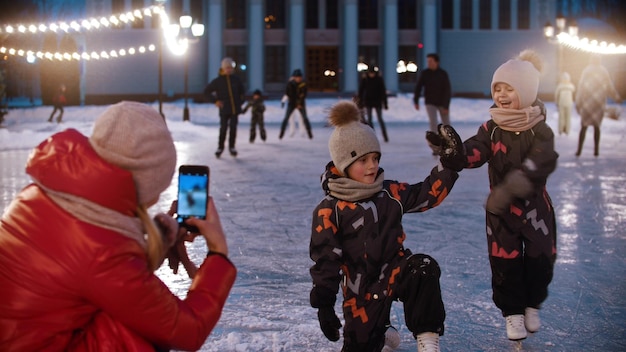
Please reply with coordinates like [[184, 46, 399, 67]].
[[204, 57, 246, 157], [48, 84, 66, 123], [0, 101, 236, 350], [453, 50, 558, 342], [574, 55, 622, 157], [281, 94, 307, 137], [358, 67, 389, 142], [413, 53, 451, 138], [554, 72, 575, 136], [242, 89, 267, 143], [279, 69, 313, 139], [310, 101, 465, 352]]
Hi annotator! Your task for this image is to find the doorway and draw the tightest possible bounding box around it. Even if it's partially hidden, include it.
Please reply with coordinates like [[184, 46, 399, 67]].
[[306, 46, 338, 92]]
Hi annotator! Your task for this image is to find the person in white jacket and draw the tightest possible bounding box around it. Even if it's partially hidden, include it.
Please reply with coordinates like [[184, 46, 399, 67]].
[[554, 72, 575, 135]]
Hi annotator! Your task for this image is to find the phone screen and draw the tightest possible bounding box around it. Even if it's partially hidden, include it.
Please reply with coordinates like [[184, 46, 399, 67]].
[[176, 166, 209, 225]]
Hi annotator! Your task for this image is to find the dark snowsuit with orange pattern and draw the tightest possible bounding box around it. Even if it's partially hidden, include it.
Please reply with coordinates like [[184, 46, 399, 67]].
[[462, 118, 558, 317], [310, 162, 458, 351]]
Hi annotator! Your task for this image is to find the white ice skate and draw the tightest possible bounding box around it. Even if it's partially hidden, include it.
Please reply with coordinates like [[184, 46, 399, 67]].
[[505, 314, 527, 341], [524, 307, 540, 333], [416, 332, 439, 352]]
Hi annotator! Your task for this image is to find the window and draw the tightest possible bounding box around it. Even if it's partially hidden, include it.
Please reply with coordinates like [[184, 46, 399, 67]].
[[358, 46, 379, 71], [326, 0, 338, 29], [169, 0, 183, 23], [479, 0, 491, 29], [190, 1, 204, 24], [460, 0, 472, 29], [131, 0, 144, 29], [265, 0, 285, 29], [398, 45, 418, 83], [517, 0, 530, 29], [226, 0, 246, 29], [359, 0, 378, 29], [265, 46, 287, 83], [306, 0, 319, 29], [441, 0, 453, 29], [398, 0, 417, 29], [498, 0, 511, 30], [225, 46, 248, 88], [111, 0, 125, 29]]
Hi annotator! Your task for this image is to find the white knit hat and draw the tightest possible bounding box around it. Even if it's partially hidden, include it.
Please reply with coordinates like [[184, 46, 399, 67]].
[[328, 101, 381, 175], [491, 50, 542, 109], [221, 57, 234, 70], [89, 101, 177, 205]]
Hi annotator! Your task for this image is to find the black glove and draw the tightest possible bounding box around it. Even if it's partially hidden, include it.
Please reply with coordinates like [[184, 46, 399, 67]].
[[317, 306, 341, 342], [281, 102, 285, 108], [427, 124, 465, 172]]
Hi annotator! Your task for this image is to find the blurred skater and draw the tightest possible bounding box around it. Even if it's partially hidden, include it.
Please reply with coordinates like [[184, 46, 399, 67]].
[[279, 69, 313, 139], [358, 67, 389, 142], [554, 72, 575, 135], [575, 55, 622, 157], [242, 89, 267, 143], [48, 84, 66, 123]]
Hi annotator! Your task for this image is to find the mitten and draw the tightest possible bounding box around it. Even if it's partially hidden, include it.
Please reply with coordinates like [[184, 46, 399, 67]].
[[317, 306, 342, 342], [281, 102, 285, 108], [485, 169, 533, 215], [428, 124, 465, 171]]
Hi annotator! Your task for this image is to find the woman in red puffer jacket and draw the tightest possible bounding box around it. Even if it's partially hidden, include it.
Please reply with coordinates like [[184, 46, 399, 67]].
[[0, 101, 236, 351]]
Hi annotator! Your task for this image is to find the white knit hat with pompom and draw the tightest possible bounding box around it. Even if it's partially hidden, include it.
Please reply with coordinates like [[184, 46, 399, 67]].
[[491, 50, 543, 109], [328, 101, 381, 175]]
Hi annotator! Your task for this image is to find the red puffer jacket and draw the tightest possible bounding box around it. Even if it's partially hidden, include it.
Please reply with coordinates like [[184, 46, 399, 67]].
[[0, 129, 237, 351]]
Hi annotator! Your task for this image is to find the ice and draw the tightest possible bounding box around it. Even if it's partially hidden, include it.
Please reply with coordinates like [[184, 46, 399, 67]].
[[1, 95, 625, 351]]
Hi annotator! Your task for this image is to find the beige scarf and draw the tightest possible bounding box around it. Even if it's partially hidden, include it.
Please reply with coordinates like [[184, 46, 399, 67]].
[[36, 182, 147, 249], [490, 105, 544, 132], [327, 171, 384, 202]]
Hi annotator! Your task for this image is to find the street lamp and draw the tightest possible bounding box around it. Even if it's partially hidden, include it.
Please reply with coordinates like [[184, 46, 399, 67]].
[[179, 15, 204, 122], [544, 16, 578, 77]]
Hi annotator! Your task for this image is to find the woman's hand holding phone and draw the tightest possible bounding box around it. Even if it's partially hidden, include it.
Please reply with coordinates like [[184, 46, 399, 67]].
[[184, 197, 229, 257]]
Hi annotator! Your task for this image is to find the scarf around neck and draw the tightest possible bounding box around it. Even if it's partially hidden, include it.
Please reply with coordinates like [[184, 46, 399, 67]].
[[36, 182, 147, 249], [326, 169, 385, 202], [490, 105, 544, 132]]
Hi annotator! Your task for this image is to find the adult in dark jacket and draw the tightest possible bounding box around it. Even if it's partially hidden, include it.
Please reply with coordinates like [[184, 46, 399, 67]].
[[310, 101, 464, 352], [358, 67, 389, 142], [204, 57, 246, 157], [0, 102, 236, 351], [279, 69, 313, 139], [413, 53, 452, 135]]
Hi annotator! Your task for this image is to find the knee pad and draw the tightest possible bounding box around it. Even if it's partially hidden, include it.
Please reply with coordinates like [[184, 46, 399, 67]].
[[406, 254, 441, 278]]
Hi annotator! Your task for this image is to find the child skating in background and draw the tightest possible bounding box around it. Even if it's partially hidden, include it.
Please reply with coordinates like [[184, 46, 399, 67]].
[[554, 72, 575, 135], [309, 101, 465, 352], [457, 50, 558, 342], [281, 94, 307, 137], [48, 84, 66, 123], [242, 89, 266, 143]]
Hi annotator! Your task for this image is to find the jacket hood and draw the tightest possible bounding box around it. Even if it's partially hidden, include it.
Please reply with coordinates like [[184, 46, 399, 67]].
[[26, 129, 138, 216]]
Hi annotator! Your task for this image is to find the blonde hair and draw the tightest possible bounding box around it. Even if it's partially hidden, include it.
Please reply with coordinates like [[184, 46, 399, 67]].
[[137, 205, 165, 271]]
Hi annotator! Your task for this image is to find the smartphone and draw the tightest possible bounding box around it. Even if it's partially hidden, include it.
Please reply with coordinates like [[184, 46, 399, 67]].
[[176, 165, 210, 232]]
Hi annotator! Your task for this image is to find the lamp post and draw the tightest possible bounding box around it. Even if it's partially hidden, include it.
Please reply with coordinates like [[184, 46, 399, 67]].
[[178, 15, 204, 122], [544, 15, 578, 77]]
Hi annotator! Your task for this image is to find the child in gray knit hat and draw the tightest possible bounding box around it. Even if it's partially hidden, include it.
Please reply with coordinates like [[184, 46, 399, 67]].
[[309, 101, 464, 352]]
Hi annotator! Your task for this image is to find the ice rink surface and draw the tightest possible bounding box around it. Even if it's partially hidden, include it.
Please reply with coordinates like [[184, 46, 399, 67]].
[[1, 96, 625, 351]]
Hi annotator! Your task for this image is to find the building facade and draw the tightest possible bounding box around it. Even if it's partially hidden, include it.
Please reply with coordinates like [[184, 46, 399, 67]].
[[7, 0, 623, 104]]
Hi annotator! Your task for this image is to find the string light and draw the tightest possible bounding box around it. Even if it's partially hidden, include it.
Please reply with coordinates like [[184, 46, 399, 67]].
[[556, 32, 626, 55], [0, 5, 159, 34], [0, 44, 156, 61], [0, 5, 187, 61]]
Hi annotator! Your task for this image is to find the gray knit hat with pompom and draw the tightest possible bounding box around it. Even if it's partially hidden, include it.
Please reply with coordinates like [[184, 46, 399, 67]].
[[328, 101, 381, 175]]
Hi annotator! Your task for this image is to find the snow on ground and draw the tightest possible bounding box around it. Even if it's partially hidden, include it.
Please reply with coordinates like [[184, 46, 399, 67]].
[[1, 95, 625, 351]]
